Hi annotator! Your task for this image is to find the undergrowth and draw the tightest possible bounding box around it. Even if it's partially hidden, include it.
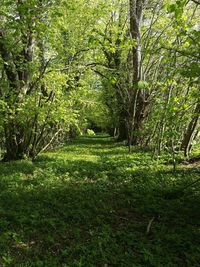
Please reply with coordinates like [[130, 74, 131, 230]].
[[0, 135, 199, 267]]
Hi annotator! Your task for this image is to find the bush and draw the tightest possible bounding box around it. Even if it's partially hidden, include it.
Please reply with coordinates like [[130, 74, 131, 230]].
[[87, 129, 96, 136]]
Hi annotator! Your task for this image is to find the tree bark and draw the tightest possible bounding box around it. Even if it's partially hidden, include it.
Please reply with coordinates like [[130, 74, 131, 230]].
[[0, 15, 34, 161], [181, 102, 200, 157], [128, 0, 149, 147]]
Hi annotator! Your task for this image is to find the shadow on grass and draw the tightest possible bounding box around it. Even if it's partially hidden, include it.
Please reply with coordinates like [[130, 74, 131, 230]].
[[0, 136, 199, 267], [0, 160, 35, 176], [0, 171, 199, 267]]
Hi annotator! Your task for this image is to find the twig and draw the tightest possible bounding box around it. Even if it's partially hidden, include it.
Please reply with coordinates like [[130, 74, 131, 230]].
[[38, 128, 62, 154], [146, 217, 155, 234]]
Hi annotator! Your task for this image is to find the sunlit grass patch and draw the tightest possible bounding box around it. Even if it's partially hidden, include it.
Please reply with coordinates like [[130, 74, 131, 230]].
[[0, 135, 199, 267]]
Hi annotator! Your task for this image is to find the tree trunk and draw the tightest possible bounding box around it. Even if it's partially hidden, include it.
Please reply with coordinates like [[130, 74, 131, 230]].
[[117, 107, 128, 141], [181, 102, 200, 157], [128, 0, 149, 146], [117, 120, 128, 141], [3, 122, 27, 161], [0, 10, 34, 161]]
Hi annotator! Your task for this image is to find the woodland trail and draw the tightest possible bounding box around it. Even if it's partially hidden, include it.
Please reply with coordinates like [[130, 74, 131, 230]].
[[0, 135, 199, 266]]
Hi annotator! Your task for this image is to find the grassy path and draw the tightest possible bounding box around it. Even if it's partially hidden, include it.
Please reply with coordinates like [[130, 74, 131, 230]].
[[0, 135, 199, 266]]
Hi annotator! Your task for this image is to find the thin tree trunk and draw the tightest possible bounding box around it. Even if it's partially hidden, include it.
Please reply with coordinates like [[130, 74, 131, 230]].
[[181, 102, 200, 157]]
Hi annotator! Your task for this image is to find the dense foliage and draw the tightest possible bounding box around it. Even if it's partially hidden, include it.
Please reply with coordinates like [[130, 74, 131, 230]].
[[0, 1, 199, 266], [0, 0, 199, 160], [0, 0, 200, 267]]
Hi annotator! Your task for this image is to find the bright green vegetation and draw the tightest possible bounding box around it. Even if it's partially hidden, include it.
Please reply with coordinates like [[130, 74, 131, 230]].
[[0, 0, 199, 161], [0, 1, 199, 265], [0, 135, 199, 267]]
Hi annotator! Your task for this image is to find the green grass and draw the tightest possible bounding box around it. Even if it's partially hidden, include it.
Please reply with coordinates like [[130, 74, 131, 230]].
[[0, 135, 199, 267]]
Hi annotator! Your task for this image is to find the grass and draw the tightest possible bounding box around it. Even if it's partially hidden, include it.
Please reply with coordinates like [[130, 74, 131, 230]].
[[0, 134, 199, 267]]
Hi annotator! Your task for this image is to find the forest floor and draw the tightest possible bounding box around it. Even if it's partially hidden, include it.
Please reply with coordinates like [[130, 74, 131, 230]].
[[0, 135, 199, 267]]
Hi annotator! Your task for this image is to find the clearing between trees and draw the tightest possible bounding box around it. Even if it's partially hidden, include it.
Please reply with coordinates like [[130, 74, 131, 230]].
[[0, 135, 199, 267]]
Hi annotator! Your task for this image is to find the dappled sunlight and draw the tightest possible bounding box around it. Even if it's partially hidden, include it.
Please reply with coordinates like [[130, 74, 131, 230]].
[[0, 0, 199, 265], [0, 136, 199, 266]]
